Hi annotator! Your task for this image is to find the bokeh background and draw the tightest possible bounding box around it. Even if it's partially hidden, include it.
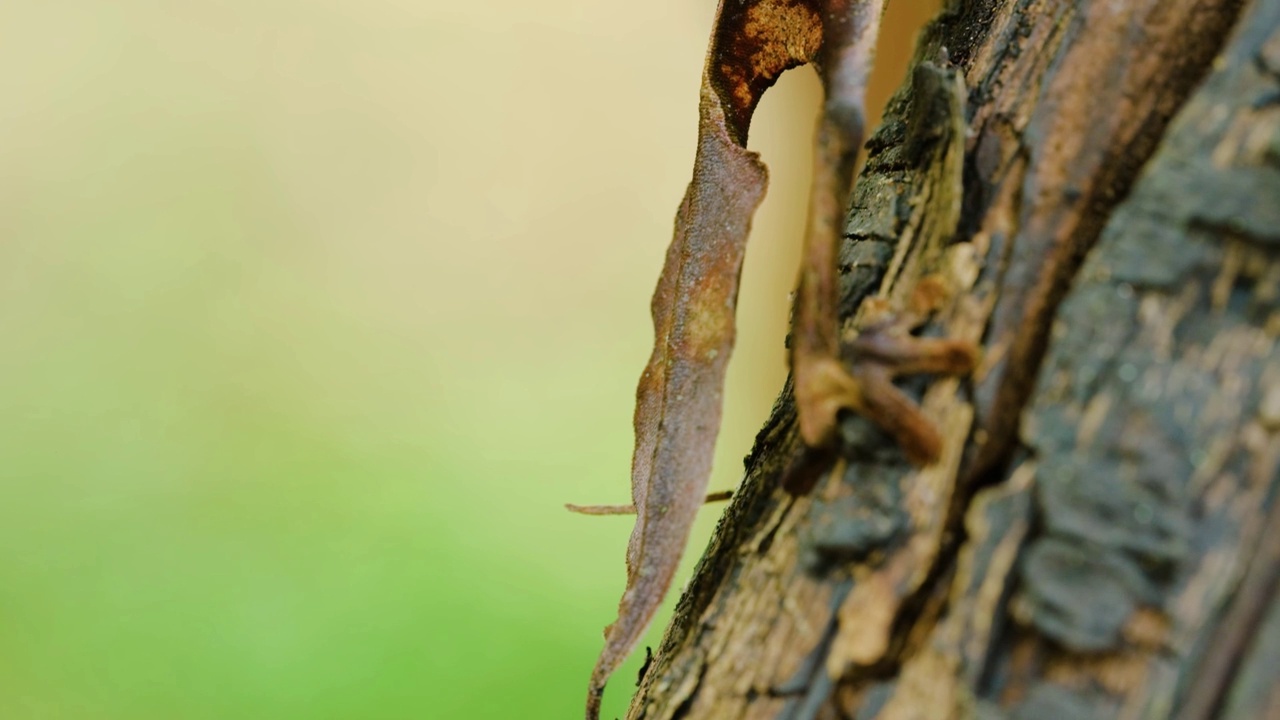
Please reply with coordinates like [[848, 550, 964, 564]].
[[0, 1, 937, 718]]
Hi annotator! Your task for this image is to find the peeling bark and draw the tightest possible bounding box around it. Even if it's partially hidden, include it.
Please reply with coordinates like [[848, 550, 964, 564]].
[[625, 0, 1279, 718]]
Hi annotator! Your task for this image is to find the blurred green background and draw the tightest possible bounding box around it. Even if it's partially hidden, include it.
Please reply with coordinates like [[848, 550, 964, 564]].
[[0, 1, 934, 718]]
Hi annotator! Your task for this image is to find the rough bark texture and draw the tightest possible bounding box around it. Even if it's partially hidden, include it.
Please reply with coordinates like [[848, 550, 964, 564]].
[[626, 0, 1280, 718]]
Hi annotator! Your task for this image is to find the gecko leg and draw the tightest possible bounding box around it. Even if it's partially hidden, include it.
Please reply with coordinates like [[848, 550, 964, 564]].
[[792, 0, 975, 465], [791, 0, 883, 450]]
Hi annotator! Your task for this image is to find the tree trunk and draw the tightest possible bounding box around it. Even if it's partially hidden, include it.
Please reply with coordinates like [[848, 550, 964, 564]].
[[627, 0, 1280, 718]]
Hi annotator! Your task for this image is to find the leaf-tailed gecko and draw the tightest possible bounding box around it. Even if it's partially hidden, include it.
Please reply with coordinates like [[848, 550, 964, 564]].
[[567, 2, 976, 717]]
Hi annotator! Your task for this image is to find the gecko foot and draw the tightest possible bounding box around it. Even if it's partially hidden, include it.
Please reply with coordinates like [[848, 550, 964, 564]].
[[794, 297, 977, 465]]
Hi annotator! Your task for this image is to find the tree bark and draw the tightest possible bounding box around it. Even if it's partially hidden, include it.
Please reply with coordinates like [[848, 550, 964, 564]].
[[627, 0, 1280, 718]]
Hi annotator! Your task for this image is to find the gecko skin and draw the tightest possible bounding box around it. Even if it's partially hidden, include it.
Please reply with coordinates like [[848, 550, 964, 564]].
[[571, 2, 975, 718]]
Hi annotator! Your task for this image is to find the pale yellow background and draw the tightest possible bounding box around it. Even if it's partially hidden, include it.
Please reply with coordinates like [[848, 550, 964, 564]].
[[0, 1, 935, 717]]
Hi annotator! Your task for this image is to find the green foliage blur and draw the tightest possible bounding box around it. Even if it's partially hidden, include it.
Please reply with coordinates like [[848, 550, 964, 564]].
[[0, 2, 755, 718], [0, 1, 930, 717]]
